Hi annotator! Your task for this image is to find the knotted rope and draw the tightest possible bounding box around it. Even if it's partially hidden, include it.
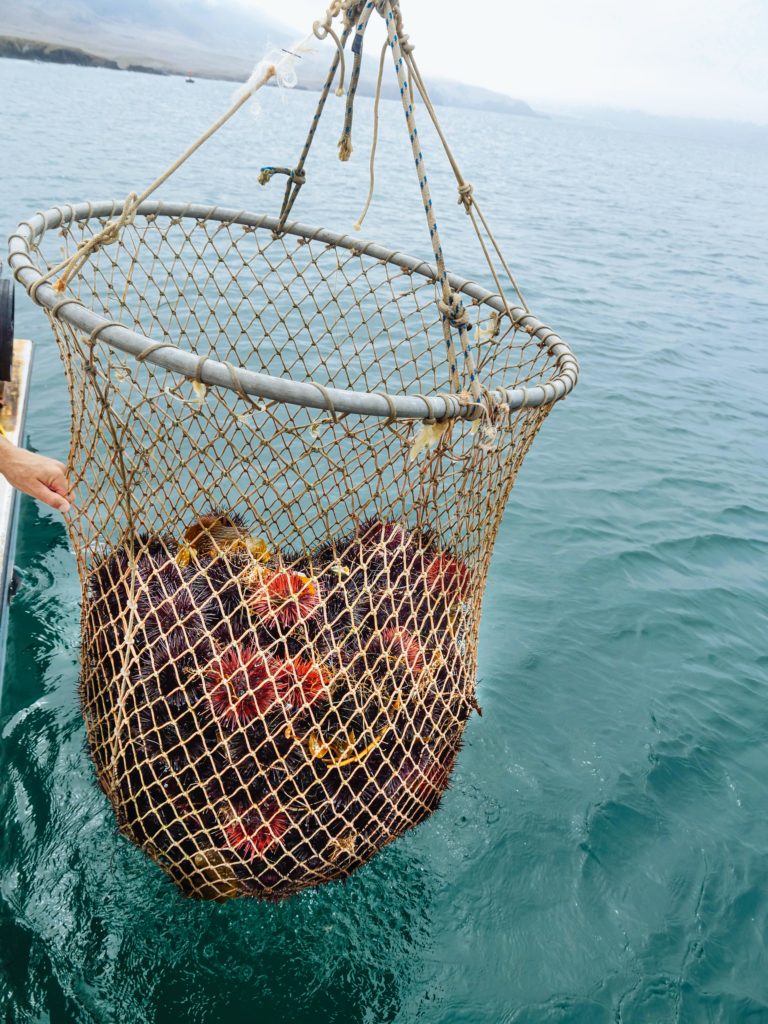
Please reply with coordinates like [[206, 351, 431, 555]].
[[379, 0, 483, 402], [258, 167, 307, 187], [46, 193, 140, 295], [337, 2, 376, 161], [274, 6, 361, 230]]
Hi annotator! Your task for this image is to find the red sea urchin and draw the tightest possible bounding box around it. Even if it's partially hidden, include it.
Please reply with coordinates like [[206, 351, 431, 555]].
[[247, 569, 321, 630], [204, 645, 285, 728], [224, 799, 288, 858], [277, 657, 332, 710], [381, 626, 425, 676], [425, 553, 471, 604]]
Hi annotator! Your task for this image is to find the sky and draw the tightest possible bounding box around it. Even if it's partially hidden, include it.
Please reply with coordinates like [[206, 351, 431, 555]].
[[236, 0, 768, 124]]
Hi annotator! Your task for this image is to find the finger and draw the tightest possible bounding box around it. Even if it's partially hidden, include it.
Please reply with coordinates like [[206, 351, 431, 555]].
[[47, 470, 71, 497], [29, 481, 71, 514], [48, 476, 74, 507], [48, 483, 75, 507]]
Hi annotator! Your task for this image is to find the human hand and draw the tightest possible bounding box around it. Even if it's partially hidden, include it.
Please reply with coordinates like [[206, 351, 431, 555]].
[[0, 438, 72, 513]]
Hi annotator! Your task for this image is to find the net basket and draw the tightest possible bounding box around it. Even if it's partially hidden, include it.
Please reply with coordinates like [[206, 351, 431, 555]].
[[8, 2, 578, 902]]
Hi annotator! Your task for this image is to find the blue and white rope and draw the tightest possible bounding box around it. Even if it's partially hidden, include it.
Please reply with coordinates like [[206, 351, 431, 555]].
[[381, 0, 483, 404]]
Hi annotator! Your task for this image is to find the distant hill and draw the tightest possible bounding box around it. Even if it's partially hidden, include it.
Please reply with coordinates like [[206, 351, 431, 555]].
[[0, 36, 169, 75], [0, 36, 121, 69], [0, 0, 537, 117]]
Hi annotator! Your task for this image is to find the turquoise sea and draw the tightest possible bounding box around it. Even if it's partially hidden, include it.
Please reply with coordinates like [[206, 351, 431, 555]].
[[1, 57, 767, 1023]]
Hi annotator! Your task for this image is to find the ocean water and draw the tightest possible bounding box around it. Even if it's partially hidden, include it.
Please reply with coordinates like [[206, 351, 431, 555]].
[[1, 56, 767, 1023]]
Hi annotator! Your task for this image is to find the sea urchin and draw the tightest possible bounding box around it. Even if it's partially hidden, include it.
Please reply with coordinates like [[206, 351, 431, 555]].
[[224, 799, 288, 858], [425, 553, 471, 604], [204, 645, 285, 728], [277, 656, 332, 710], [247, 569, 321, 630]]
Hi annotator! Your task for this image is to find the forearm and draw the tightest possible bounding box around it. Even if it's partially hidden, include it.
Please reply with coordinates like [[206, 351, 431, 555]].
[[0, 435, 23, 476], [0, 436, 72, 513]]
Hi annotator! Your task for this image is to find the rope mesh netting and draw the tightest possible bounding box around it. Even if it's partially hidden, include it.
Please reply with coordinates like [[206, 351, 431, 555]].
[[8, 0, 578, 901]]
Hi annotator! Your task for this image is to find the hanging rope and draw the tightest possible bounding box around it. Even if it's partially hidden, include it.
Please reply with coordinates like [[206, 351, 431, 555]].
[[274, 7, 361, 230], [33, 0, 535, 405], [352, 38, 388, 232], [399, 46, 530, 313], [337, 2, 376, 160], [379, 0, 483, 403]]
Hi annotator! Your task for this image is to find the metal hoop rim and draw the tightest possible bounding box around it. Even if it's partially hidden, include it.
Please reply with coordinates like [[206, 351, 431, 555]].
[[8, 200, 579, 421]]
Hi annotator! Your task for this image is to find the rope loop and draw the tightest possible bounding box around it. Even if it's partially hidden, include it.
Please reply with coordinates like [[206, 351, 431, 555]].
[[135, 340, 177, 362], [309, 381, 340, 424], [419, 394, 439, 424], [193, 354, 211, 384], [27, 272, 49, 306], [88, 320, 124, 346], [312, 5, 339, 39], [223, 361, 252, 405], [49, 296, 85, 319], [374, 390, 398, 426], [85, 320, 124, 375]]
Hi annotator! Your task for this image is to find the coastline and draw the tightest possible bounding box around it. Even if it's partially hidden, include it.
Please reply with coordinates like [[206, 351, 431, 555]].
[[0, 34, 539, 116], [1, 36, 195, 79]]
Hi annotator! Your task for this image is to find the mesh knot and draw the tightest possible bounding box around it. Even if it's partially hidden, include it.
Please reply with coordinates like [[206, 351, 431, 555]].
[[438, 292, 470, 327]]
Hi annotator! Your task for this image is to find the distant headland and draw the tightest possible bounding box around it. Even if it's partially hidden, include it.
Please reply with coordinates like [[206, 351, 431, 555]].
[[0, 36, 166, 76]]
